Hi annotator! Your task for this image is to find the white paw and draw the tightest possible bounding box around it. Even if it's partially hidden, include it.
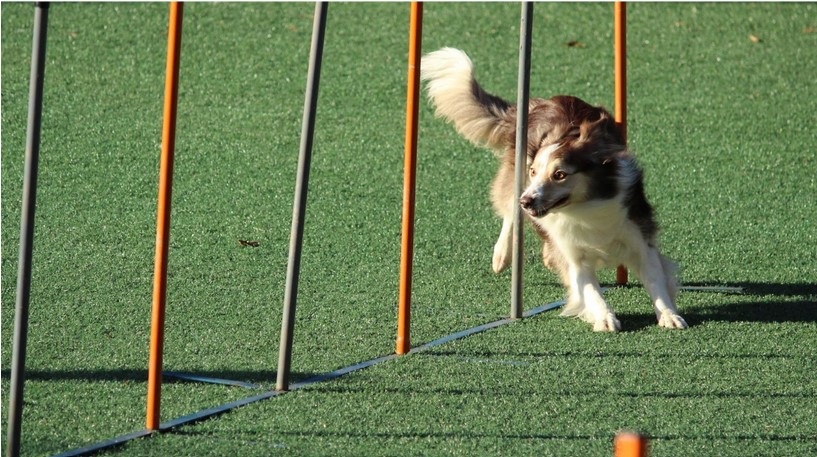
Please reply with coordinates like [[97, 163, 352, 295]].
[[658, 312, 688, 329], [592, 313, 621, 332], [492, 243, 511, 274]]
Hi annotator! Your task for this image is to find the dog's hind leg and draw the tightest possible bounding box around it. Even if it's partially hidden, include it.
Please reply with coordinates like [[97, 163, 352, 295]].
[[633, 247, 688, 329]]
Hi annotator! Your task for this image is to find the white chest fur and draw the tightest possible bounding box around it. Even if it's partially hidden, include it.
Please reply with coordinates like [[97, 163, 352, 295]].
[[535, 197, 646, 268]]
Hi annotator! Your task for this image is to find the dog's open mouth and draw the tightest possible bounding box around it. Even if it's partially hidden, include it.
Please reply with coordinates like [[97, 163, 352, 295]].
[[527, 196, 570, 218]]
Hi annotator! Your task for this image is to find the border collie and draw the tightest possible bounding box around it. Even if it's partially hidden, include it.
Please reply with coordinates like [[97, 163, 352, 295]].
[[420, 48, 687, 332]]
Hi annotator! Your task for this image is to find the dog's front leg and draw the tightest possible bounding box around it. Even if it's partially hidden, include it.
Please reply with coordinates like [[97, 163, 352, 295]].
[[635, 248, 688, 329], [492, 215, 514, 273], [569, 264, 621, 332]]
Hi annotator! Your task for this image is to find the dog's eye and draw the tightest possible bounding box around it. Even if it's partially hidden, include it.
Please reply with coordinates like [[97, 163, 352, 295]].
[[552, 170, 567, 181], [529, 167, 536, 177]]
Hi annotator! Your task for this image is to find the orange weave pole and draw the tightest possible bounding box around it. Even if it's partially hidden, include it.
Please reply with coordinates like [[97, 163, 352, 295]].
[[614, 432, 648, 457], [396, 1, 423, 355], [147, 1, 183, 431], [614, 1, 628, 285]]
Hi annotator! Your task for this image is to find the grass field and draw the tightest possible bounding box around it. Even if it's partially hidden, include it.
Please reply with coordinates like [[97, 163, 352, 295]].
[[2, 2, 816, 456]]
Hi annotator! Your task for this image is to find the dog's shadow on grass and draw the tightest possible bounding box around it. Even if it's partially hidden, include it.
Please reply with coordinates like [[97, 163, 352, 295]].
[[617, 281, 817, 331]]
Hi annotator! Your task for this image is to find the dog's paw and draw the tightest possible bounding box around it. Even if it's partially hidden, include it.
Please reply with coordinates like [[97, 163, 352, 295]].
[[492, 244, 511, 274], [592, 313, 621, 332], [658, 312, 688, 329]]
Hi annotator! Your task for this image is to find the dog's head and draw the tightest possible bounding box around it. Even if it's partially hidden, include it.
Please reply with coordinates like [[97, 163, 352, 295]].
[[519, 96, 625, 218]]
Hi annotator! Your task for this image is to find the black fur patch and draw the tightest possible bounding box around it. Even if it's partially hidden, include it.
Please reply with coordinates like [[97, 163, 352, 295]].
[[471, 78, 511, 119], [585, 158, 620, 201], [623, 167, 658, 242]]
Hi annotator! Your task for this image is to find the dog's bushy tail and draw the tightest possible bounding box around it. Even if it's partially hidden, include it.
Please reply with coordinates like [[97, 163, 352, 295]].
[[420, 48, 515, 153]]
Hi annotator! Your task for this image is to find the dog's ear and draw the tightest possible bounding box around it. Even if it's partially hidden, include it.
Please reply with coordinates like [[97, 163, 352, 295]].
[[579, 111, 625, 147], [502, 106, 549, 163], [520, 102, 561, 161]]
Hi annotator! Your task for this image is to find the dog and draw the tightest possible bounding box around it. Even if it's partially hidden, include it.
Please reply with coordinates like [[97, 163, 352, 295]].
[[420, 47, 687, 332]]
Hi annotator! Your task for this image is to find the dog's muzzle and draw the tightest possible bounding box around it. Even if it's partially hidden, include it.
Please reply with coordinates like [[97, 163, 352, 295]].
[[520, 193, 569, 218]]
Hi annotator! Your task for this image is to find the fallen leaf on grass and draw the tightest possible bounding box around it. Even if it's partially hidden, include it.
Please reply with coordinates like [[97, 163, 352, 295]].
[[804, 27, 816, 34], [238, 240, 260, 247], [566, 41, 586, 48], [748, 34, 761, 43]]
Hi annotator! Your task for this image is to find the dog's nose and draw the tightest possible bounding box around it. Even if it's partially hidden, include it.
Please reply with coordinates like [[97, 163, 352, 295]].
[[520, 194, 533, 209]]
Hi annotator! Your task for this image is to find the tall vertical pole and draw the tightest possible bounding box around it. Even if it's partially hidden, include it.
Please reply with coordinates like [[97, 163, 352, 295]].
[[276, 1, 328, 392], [511, 1, 533, 319], [396, 1, 423, 356], [146, 1, 184, 431], [6, 4, 49, 456], [614, 1, 628, 285]]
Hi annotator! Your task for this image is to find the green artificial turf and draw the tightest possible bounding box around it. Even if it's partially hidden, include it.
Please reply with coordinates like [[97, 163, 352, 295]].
[[2, 2, 816, 456]]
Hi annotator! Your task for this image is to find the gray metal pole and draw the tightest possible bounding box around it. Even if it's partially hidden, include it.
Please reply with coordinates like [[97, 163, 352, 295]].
[[511, 2, 533, 319], [276, 1, 328, 392], [6, 3, 49, 456]]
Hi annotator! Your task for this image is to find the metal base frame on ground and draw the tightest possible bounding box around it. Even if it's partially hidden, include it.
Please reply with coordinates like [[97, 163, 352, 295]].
[[52, 299, 566, 457]]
